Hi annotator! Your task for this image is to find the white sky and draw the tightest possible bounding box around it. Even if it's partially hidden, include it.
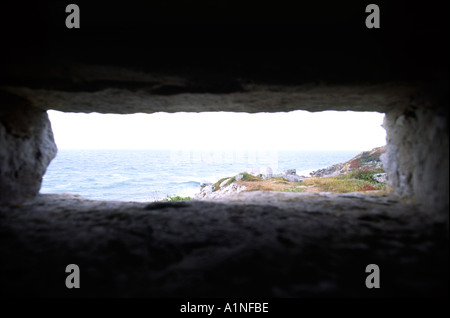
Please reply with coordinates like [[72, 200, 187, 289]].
[[47, 110, 386, 151]]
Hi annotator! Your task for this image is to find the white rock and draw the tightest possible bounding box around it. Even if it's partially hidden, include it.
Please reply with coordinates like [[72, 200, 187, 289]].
[[195, 182, 246, 200], [373, 173, 387, 183], [259, 166, 273, 178], [284, 169, 296, 175], [194, 184, 213, 199], [285, 174, 304, 182]]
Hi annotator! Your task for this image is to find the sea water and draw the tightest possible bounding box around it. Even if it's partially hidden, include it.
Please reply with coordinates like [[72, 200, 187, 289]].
[[41, 149, 361, 202]]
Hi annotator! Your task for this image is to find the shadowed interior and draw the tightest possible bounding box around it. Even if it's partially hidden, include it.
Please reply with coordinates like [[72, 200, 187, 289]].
[[0, 1, 448, 297]]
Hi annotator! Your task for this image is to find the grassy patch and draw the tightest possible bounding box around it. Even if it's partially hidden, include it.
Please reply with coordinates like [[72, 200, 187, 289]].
[[212, 177, 231, 192], [211, 173, 261, 192], [237, 179, 297, 192], [163, 195, 192, 201], [280, 184, 305, 193], [347, 147, 385, 169], [239, 172, 262, 182], [270, 177, 289, 182], [359, 147, 385, 163], [302, 176, 385, 193], [342, 167, 385, 183]]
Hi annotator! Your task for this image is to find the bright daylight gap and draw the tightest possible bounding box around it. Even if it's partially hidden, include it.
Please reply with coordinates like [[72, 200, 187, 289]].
[[42, 110, 387, 202]]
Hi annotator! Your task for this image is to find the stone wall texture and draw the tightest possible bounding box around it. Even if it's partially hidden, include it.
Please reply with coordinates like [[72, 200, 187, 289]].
[[383, 105, 449, 217], [0, 92, 57, 203]]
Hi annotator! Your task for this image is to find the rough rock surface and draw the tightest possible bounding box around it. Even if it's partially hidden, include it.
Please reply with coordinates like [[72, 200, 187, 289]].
[[0, 92, 57, 203], [263, 170, 304, 182], [2, 81, 420, 115], [195, 182, 247, 200], [0, 193, 447, 297], [373, 173, 387, 183], [382, 108, 449, 215], [283, 174, 304, 182]]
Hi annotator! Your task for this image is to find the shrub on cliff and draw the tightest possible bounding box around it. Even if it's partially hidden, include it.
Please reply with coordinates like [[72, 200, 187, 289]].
[[344, 166, 385, 183], [163, 195, 192, 201]]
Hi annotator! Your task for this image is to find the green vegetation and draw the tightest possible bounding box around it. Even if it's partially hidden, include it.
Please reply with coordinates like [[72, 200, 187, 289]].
[[212, 177, 229, 191], [347, 147, 385, 169], [303, 176, 384, 193], [212, 177, 235, 192], [281, 183, 305, 193], [163, 195, 192, 201], [358, 149, 383, 163], [210, 167, 387, 195], [293, 167, 386, 193], [239, 172, 262, 182], [342, 167, 385, 183], [212, 173, 262, 192], [270, 177, 289, 182], [277, 167, 386, 194]]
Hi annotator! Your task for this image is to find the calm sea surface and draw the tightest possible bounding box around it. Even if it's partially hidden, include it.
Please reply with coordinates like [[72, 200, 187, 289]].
[[41, 149, 361, 202]]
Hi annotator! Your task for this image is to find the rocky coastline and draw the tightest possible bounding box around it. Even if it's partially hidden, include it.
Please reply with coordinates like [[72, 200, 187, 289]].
[[195, 168, 305, 200], [194, 146, 387, 200], [310, 146, 386, 178]]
